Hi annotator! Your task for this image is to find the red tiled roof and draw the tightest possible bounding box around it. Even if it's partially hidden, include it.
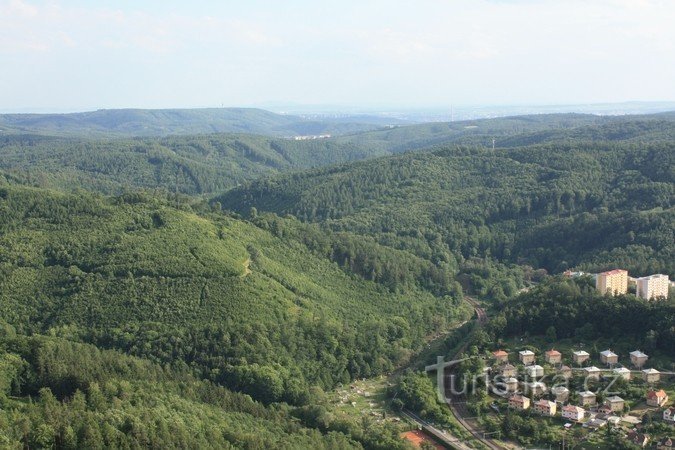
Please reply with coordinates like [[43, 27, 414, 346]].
[[545, 349, 561, 356], [647, 389, 667, 399], [492, 350, 508, 356], [600, 269, 627, 276], [563, 405, 583, 412]]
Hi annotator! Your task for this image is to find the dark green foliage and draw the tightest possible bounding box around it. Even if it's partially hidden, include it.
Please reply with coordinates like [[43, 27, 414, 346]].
[[4, 112, 674, 197], [490, 278, 675, 356], [396, 372, 447, 422], [0, 185, 469, 407], [250, 213, 461, 295], [219, 140, 674, 277], [0, 133, 379, 195], [0, 331, 364, 449]]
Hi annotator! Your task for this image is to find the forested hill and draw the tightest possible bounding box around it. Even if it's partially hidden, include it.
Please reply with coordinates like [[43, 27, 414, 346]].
[[0, 133, 378, 195], [0, 183, 468, 396], [331, 112, 675, 154], [218, 140, 675, 278], [0, 330, 367, 449], [3, 113, 675, 197], [0, 107, 407, 137], [0, 183, 477, 446]]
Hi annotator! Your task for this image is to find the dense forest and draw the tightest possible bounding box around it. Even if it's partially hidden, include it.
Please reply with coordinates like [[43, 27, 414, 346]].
[[0, 183, 470, 399], [0, 328, 375, 449], [4, 113, 673, 198], [487, 277, 675, 356], [220, 139, 674, 277], [1, 110, 674, 448], [0, 108, 404, 137], [0, 133, 376, 195]]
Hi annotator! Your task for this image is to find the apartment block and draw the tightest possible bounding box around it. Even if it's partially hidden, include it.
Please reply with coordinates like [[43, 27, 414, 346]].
[[596, 269, 628, 295], [636, 274, 670, 300]]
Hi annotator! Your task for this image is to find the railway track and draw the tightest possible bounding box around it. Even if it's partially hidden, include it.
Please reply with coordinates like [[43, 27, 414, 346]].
[[442, 297, 513, 450]]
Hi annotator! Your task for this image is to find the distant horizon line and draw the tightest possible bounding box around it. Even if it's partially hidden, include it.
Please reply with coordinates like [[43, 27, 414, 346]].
[[2, 100, 675, 116]]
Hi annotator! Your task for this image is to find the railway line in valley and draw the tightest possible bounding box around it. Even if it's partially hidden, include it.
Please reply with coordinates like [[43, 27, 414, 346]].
[[409, 296, 515, 450], [444, 297, 513, 450]]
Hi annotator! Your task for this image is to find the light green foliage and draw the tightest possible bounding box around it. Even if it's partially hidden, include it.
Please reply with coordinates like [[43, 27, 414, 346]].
[[0, 185, 467, 405]]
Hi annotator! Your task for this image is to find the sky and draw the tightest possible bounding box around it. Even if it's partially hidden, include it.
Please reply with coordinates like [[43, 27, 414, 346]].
[[1, 0, 675, 112]]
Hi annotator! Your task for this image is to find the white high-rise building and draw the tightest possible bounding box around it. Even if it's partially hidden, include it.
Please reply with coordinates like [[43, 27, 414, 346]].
[[636, 274, 669, 300]]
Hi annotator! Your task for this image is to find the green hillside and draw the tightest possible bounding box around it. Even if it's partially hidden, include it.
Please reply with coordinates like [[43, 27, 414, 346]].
[[218, 140, 674, 278], [0, 330, 367, 449], [4, 113, 675, 197], [0, 108, 402, 137], [332, 112, 675, 153], [0, 182, 475, 447], [0, 184, 469, 398], [2, 111, 674, 448], [0, 133, 374, 195]]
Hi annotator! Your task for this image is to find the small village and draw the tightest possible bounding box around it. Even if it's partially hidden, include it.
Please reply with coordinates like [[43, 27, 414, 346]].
[[483, 269, 674, 448], [490, 345, 673, 448]]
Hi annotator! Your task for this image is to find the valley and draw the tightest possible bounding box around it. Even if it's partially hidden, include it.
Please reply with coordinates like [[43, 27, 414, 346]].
[[0, 108, 673, 449]]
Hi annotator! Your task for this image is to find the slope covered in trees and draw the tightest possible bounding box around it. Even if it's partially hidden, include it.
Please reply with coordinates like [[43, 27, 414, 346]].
[[332, 112, 675, 154], [486, 277, 675, 356], [0, 184, 470, 406], [218, 140, 674, 277], [4, 114, 674, 197], [0, 133, 375, 195], [0, 328, 373, 449], [0, 108, 406, 137]]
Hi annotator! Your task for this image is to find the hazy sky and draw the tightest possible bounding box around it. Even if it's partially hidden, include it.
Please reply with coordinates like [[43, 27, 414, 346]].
[[1, 0, 675, 111]]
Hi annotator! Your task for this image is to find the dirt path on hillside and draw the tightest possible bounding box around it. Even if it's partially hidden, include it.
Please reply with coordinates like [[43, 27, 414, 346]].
[[241, 258, 252, 277]]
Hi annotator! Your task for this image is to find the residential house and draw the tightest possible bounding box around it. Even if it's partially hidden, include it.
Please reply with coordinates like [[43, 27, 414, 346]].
[[627, 431, 650, 448], [663, 407, 675, 423], [545, 349, 562, 365], [657, 437, 674, 450], [551, 386, 570, 403], [585, 418, 607, 429], [606, 416, 621, 427], [643, 368, 661, 383], [504, 377, 519, 393], [613, 367, 631, 381], [509, 394, 530, 410], [526, 365, 544, 378], [523, 381, 547, 397], [578, 391, 597, 407], [562, 404, 585, 422], [599, 349, 618, 365], [501, 364, 517, 378], [630, 350, 649, 368], [492, 350, 509, 363], [564, 270, 588, 278], [519, 350, 535, 365], [647, 389, 668, 407], [597, 404, 613, 415], [583, 366, 601, 380], [572, 350, 590, 365], [604, 396, 625, 413], [534, 399, 556, 417], [558, 365, 572, 379]]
